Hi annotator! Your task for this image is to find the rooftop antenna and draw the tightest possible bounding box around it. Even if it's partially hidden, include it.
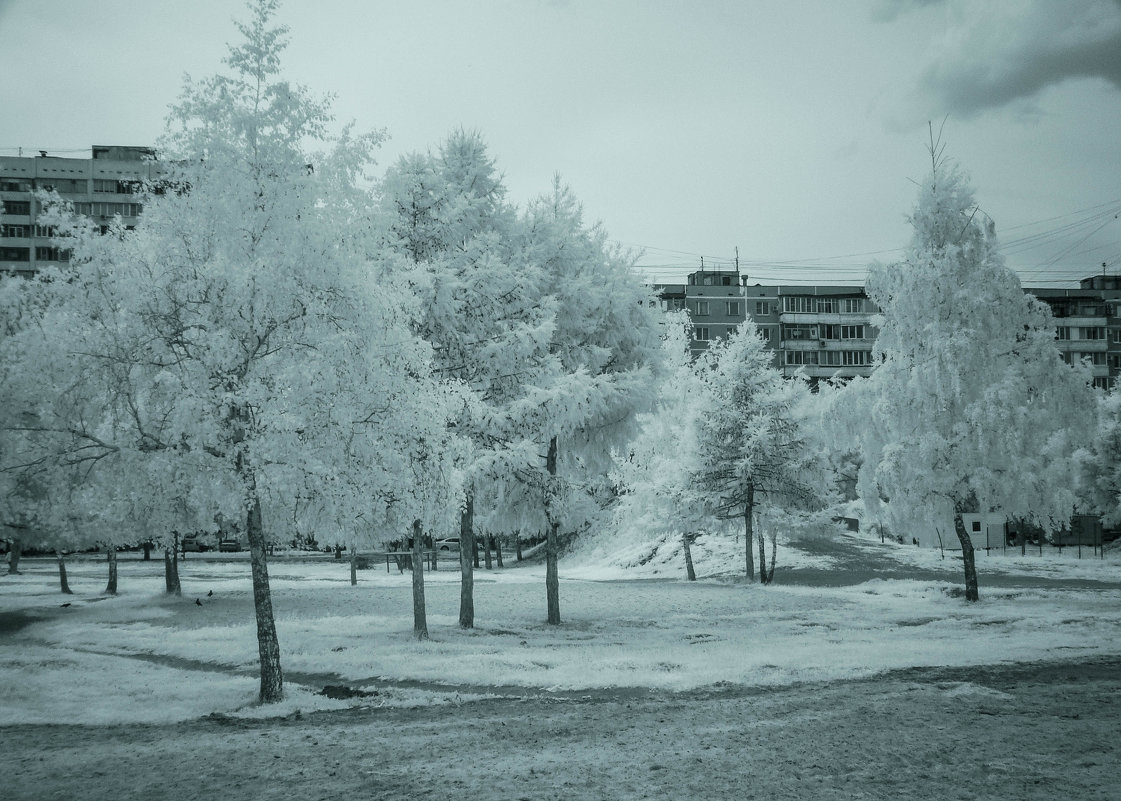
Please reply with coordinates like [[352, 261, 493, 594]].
[[735, 246, 740, 274]]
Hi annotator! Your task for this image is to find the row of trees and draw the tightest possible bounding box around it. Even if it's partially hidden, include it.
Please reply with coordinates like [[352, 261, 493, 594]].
[[0, 1, 660, 702], [3, 2, 1119, 703]]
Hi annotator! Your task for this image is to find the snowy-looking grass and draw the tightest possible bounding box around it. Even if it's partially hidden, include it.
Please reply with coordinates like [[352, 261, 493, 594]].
[[1, 531, 1119, 726]]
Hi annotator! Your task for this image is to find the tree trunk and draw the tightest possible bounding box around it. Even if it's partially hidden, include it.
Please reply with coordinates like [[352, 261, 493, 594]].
[[7, 537, 21, 574], [545, 435, 561, 625], [459, 495, 475, 629], [411, 519, 428, 640], [57, 551, 73, 594], [743, 485, 756, 582], [483, 532, 493, 570], [246, 489, 284, 702], [142, 540, 151, 561], [757, 527, 769, 584], [682, 533, 696, 581], [494, 534, 503, 568], [349, 544, 357, 587], [515, 531, 523, 562], [105, 548, 118, 595], [952, 509, 980, 602], [163, 548, 181, 595]]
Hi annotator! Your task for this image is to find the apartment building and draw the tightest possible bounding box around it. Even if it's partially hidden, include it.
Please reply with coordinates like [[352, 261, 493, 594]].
[[658, 268, 879, 382], [658, 267, 1121, 388], [0, 146, 159, 276]]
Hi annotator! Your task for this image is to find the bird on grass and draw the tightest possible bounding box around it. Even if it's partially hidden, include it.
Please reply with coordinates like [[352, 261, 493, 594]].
[[60, 602, 71, 608], [195, 598, 202, 606], [207, 589, 213, 597]]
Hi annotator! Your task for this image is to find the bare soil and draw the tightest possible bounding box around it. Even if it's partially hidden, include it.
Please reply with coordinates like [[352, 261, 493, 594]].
[[4, 656, 1118, 801]]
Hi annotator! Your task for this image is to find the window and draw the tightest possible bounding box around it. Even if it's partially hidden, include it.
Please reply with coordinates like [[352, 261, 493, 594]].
[[1085, 352, 1107, 366], [783, 296, 814, 313], [1109, 354, 1121, 369], [1055, 327, 1070, 340], [0, 247, 30, 261], [1112, 329, 1121, 344], [843, 298, 864, 314], [840, 325, 865, 339], [721, 276, 733, 286], [702, 275, 714, 286], [693, 326, 710, 341], [38, 178, 85, 193], [725, 301, 742, 316], [821, 325, 839, 340], [781, 324, 817, 340], [971, 521, 981, 533], [670, 298, 685, 311], [34, 246, 69, 262], [0, 178, 31, 192], [693, 300, 710, 316], [820, 350, 841, 366], [785, 351, 818, 365], [757, 327, 772, 341], [816, 298, 838, 313], [755, 301, 770, 315], [0, 224, 29, 238], [1083, 327, 1105, 340], [1094, 376, 1110, 390], [841, 351, 871, 366], [2, 200, 31, 215]]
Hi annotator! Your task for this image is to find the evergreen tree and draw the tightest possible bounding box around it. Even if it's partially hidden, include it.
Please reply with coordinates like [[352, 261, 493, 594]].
[[852, 146, 1096, 601]]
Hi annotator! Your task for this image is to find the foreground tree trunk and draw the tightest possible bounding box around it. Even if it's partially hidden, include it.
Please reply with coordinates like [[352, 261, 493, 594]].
[[105, 549, 118, 595], [246, 489, 284, 702], [57, 551, 73, 594], [164, 548, 181, 595], [743, 485, 756, 582], [545, 435, 561, 625], [459, 495, 475, 629], [411, 519, 428, 640], [682, 533, 696, 581], [952, 509, 980, 602], [8, 537, 22, 574]]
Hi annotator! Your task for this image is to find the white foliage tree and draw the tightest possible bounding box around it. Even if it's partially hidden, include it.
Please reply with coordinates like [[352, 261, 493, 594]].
[[2, 0, 456, 696], [694, 323, 829, 583], [851, 145, 1097, 601], [513, 180, 662, 623], [608, 316, 708, 579]]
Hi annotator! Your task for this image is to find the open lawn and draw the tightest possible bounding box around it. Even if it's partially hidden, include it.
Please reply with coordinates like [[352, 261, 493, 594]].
[[2, 531, 1119, 799]]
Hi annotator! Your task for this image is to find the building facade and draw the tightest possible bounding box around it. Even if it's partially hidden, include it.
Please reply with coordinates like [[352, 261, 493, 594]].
[[0, 146, 159, 276], [659, 268, 1121, 388]]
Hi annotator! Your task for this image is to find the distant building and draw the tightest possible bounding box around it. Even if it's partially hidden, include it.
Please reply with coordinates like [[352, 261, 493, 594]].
[[657, 267, 1121, 389], [1, 146, 160, 276]]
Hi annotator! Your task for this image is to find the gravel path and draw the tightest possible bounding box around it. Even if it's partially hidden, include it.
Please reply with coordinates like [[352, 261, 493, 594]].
[[4, 657, 1118, 801]]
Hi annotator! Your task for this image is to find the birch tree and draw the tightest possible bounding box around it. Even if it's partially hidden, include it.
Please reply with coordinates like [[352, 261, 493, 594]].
[[852, 146, 1096, 601]]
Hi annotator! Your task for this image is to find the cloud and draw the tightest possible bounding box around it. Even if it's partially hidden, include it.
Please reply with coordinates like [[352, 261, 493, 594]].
[[884, 0, 1121, 116]]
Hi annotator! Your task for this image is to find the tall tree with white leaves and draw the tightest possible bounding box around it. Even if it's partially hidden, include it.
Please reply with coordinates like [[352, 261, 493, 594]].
[[517, 180, 662, 623], [694, 323, 828, 583], [2, 0, 452, 699], [609, 317, 708, 579], [380, 131, 553, 629], [851, 145, 1096, 601]]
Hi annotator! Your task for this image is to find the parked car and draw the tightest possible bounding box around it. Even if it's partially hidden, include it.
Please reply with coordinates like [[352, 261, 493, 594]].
[[218, 538, 243, 552], [434, 537, 460, 551], [181, 536, 208, 553]]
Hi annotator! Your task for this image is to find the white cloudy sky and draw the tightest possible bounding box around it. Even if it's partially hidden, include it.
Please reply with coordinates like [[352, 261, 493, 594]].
[[1, 0, 1119, 287]]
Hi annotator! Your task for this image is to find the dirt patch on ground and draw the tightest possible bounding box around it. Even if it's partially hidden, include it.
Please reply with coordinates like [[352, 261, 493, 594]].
[[5, 657, 1118, 801]]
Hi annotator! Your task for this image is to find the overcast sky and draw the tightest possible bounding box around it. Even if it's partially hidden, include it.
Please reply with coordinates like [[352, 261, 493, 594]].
[[2, 0, 1119, 287]]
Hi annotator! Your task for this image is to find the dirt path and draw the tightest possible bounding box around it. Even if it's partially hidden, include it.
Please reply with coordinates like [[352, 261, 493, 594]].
[[5, 657, 1118, 801]]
